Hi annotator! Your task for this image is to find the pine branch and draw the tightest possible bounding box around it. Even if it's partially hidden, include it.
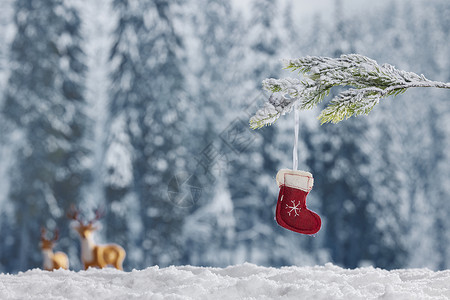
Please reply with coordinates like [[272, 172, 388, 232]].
[[249, 54, 450, 128]]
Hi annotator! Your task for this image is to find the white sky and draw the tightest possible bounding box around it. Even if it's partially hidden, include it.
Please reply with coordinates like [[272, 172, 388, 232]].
[[233, 0, 399, 22]]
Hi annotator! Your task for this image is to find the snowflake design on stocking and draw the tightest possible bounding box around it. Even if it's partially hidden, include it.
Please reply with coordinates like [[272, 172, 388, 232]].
[[286, 200, 301, 217]]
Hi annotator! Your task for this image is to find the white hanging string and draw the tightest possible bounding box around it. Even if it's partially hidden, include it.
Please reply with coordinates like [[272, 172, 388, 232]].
[[293, 107, 299, 171]]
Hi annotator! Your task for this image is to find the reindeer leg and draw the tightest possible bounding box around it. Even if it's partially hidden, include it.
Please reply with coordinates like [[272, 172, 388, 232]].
[[95, 246, 107, 268]]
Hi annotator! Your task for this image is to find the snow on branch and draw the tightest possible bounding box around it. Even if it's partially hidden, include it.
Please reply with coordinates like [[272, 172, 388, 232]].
[[250, 54, 450, 128]]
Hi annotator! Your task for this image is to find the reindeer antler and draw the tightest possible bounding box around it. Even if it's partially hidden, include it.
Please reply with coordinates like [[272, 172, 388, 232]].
[[89, 206, 105, 226], [53, 228, 59, 242], [67, 205, 84, 226], [68, 205, 106, 227], [41, 227, 59, 243], [41, 227, 47, 239]]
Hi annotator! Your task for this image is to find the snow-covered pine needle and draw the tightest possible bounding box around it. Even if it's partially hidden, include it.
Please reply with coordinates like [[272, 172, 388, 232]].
[[249, 54, 450, 128]]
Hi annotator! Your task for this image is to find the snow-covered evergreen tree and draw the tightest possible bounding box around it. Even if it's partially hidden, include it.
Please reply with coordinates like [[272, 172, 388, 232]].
[[0, 0, 14, 93], [226, 0, 317, 266], [1, 0, 89, 271], [75, 0, 116, 209], [295, 2, 370, 268], [104, 0, 189, 268], [178, 0, 245, 266], [0, 0, 15, 273], [236, 0, 281, 265], [301, 26, 381, 266]]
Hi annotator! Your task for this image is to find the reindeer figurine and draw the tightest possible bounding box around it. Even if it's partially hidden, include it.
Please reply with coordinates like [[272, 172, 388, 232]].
[[68, 207, 126, 270], [40, 228, 69, 271]]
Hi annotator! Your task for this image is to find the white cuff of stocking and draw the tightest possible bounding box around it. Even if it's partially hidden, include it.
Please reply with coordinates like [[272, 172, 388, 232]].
[[276, 169, 314, 191]]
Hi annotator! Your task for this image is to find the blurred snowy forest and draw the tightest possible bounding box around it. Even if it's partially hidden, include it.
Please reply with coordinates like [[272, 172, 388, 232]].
[[0, 0, 449, 273]]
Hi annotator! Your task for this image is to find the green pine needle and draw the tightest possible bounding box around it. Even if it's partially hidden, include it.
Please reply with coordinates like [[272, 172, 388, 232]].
[[250, 54, 450, 128]]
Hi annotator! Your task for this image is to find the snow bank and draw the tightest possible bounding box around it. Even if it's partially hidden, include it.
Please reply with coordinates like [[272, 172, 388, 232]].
[[0, 263, 449, 299]]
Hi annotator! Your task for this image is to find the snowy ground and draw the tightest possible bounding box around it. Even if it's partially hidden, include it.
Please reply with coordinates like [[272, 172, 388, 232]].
[[0, 263, 449, 300]]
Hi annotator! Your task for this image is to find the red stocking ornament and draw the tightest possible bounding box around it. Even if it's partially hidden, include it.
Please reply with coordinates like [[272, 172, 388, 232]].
[[275, 169, 321, 235]]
